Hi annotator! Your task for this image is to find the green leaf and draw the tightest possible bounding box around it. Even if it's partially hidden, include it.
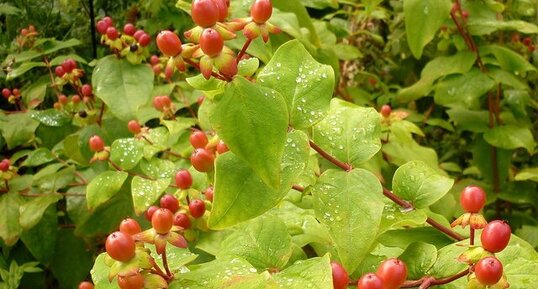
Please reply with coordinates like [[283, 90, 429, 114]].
[[0, 112, 40, 149], [19, 193, 62, 229], [398, 242, 437, 279], [21, 148, 55, 167], [86, 171, 128, 210], [110, 138, 145, 170], [378, 204, 428, 236], [392, 161, 454, 208], [434, 69, 495, 109], [91, 253, 119, 289], [6, 61, 47, 80], [211, 76, 288, 188], [139, 158, 176, 179], [257, 40, 335, 129], [0, 193, 23, 246], [209, 130, 309, 229], [219, 216, 292, 271], [238, 58, 260, 77], [404, 0, 452, 58], [273, 255, 332, 289], [21, 206, 57, 264], [50, 229, 94, 289], [92, 55, 154, 121], [484, 125, 535, 154], [446, 108, 490, 133], [398, 51, 476, 102], [131, 177, 169, 215], [482, 45, 536, 73], [272, 0, 321, 46], [149, 245, 197, 274], [311, 169, 384, 273], [30, 109, 72, 127], [312, 98, 381, 166], [515, 167, 538, 182]]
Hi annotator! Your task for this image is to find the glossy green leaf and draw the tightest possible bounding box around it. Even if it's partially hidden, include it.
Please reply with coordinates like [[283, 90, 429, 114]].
[[50, 229, 94, 289], [484, 125, 535, 154], [209, 130, 309, 229], [404, 0, 452, 58], [312, 98, 381, 166], [482, 45, 536, 73], [0, 112, 40, 149], [131, 176, 169, 215], [110, 138, 145, 170], [0, 193, 23, 246], [515, 167, 538, 182], [6, 61, 47, 80], [434, 69, 495, 109], [19, 193, 62, 229], [392, 161, 454, 208], [378, 204, 428, 236], [311, 169, 384, 273], [149, 245, 198, 273], [91, 254, 120, 289], [219, 216, 292, 271], [273, 255, 332, 289], [139, 158, 176, 179], [211, 76, 288, 188], [21, 147, 55, 167], [21, 206, 57, 264], [446, 108, 490, 133], [398, 242, 438, 279], [30, 109, 72, 127], [273, 0, 320, 45], [238, 58, 260, 77], [86, 171, 128, 210], [92, 55, 154, 121], [257, 40, 335, 129]]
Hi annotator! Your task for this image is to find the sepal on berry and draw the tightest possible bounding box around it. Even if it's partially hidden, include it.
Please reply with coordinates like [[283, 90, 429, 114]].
[[144, 273, 169, 289], [90, 148, 110, 163], [458, 246, 490, 264], [200, 55, 214, 80], [106, 248, 152, 282], [451, 213, 487, 229]]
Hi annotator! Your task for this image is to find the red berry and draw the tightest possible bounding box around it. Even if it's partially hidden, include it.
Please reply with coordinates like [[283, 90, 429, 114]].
[[481, 220, 511, 253], [96, 20, 109, 34], [0, 159, 10, 172], [523, 37, 532, 46], [150, 55, 160, 65], [2, 88, 11, 98], [204, 186, 214, 202], [62, 59, 77, 73], [138, 33, 151, 47], [190, 148, 215, 172], [189, 199, 206, 218], [152, 65, 162, 75], [151, 208, 174, 234], [160, 194, 180, 213], [145, 205, 159, 222], [528, 44, 535, 52], [28, 25, 35, 33], [119, 218, 142, 236], [211, 0, 228, 21], [191, 0, 219, 28], [128, 120, 141, 134], [152, 95, 171, 111], [357, 273, 383, 289], [156, 30, 182, 57], [175, 169, 193, 190], [133, 29, 145, 41], [475, 257, 503, 286], [461, 10, 469, 19], [21, 28, 29, 36], [512, 33, 521, 43], [174, 212, 192, 229], [105, 231, 136, 262], [331, 262, 349, 289], [189, 131, 209, 148], [376, 258, 407, 289], [460, 185, 486, 213], [102, 16, 113, 26], [88, 135, 105, 152], [106, 26, 119, 40], [380, 105, 391, 117], [12, 89, 20, 97], [72, 95, 81, 104], [200, 28, 223, 57], [81, 84, 93, 97], [123, 23, 136, 36], [117, 271, 144, 289], [55, 66, 66, 77], [58, 94, 68, 105], [78, 281, 94, 289], [250, 0, 273, 24]]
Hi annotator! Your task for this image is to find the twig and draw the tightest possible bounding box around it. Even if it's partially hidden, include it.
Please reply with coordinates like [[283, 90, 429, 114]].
[[236, 38, 252, 63], [309, 140, 353, 171]]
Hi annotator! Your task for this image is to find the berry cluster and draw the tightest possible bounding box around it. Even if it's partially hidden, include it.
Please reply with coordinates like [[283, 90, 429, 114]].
[[330, 259, 408, 289], [96, 17, 151, 64], [1, 88, 21, 106], [88, 135, 109, 162], [511, 33, 536, 53], [16, 24, 38, 48], [52, 58, 97, 115]]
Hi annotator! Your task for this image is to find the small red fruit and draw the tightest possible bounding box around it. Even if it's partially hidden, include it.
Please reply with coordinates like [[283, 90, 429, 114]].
[[204, 186, 214, 202], [150, 55, 160, 65], [461, 10, 469, 19], [72, 95, 81, 104], [81, 84, 93, 96], [58, 94, 68, 105], [189, 199, 206, 218], [481, 220, 511, 253], [62, 59, 77, 73], [96, 20, 109, 34], [133, 29, 145, 41], [123, 23, 136, 36], [145, 205, 159, 222], [190, 148, 215, 172], [2, 88, 11, 98], [12, 89, 20, 97], [102, 16, 113, 26], [357, 273, 384, 289], [160, 194, 180, 213], [460, 185, 486, 213], [211, 0, 228, 21], [119, 218, 142, 236], [475, 257, 503, 285], [55, 66, 66, 77], [106, 26, 119, 40], [250, 0, 273, 24], [523, 37, 533, 46], [105, 231, 136, 262], [156, 30, 183, 57], [153, 95, 171, 111], [151, 208, 174, 234], [128, 120, 141, 134], [117, 271, 144, 289], [200, 28, 223, 57], [78, 281, 94, 289], [0, 159, 10, 172], [174, 213, 192, 229], [21, 28, 29, 36], [380, 105, 391, 117], [175, 169, 193, 189], [189, 131, 209, 148], [191, 0, 219, 28], [376, 258, 407, 289], [88, 135, 105, 152], [138, 33, 151, 47], [331, 262, 349, 289]]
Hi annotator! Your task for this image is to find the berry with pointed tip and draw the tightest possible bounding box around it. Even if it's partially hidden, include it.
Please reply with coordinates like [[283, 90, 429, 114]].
[[119, 218, 142, 236], [0, 159, 10, 172], [55, 66, 66, 77], [58, 94, 68, 105], [376, 258, 407, 289], [81, 84, 93, 97], [190, 148, 215, 172], [204, 186, 214, 202], [12, 89, 20, 97], [105, 231, 136, 262], [481, 220, 511, 253], [174, 212, 192, 229], [138, 33, 151, 47], [190, 131, 209, 148], [151, 208, 174, 234], [96, 20, 109, 34], [150, 55, 160, 65], [191, 0, 219, 28], [156, 30, 182, 57], [133, 30, 145, 41], [189, 199, 206, 218], [2, 88, 11, 98], [250, 0, 273, 24], [128, 120, 141, 134], [357, 273, 384, 289], [460, 185, 486, 213], [380, 105, 391, 117], [102, 16, 113, 26], [78, 281, 94, 289], [211, 0, 228, 21], [217, 140, 229, 154], [160, 194, 180, 213], [200, 28, 223, 57], [21, 28, 29, 36], [123, 23, 136, 36], [106, 26, 119, 40], [331, 262, 349, 289], [72, 95, 81, 104], [153, 95, 171, 111], [145, 205, 159, 222], [62, 59, 77, 73], [89, 135, 105, 152], [117, 271, 144, 289], [475, 257, 503, 285], [175, 169, 193, 190]]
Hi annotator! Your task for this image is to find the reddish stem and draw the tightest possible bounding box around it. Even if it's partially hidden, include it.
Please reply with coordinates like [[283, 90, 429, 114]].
[[236, 38, 253, 63], [309, 140, 353, 171], [292, 184, 305, 192], [184, 58, 230, 81], [162, 251, 172, 277]]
